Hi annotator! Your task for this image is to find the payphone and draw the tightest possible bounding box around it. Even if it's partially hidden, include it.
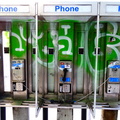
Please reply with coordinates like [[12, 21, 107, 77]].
[[58, 61, 73, 101], [12, 59, 27, 99], [107, 61, 120, 94]]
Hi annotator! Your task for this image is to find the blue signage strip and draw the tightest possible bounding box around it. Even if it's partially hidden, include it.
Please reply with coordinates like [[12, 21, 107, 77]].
[[118, 6, 120, 12], [60, 77, 71, 82], [109, 78, 120, 82], [109, 65, 120, 68]]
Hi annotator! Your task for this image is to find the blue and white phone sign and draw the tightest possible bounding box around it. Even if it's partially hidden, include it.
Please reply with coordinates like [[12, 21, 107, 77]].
[[0, 5, 29, 13], [44, 5, 92, 13]]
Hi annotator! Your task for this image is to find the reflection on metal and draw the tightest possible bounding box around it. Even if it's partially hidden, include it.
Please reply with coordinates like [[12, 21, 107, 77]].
[[2, 31, 11, 92], [35, 2, 39, 117], [93, 2, 100, 118]]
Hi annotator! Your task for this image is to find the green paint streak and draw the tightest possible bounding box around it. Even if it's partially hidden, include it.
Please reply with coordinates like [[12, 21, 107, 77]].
[[11, 21, 27, 58]]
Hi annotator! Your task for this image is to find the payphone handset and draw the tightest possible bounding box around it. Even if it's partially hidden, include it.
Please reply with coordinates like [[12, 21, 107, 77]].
[[62, 68, 68, 81]]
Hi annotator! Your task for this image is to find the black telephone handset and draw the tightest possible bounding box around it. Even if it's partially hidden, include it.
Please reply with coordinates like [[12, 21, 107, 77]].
[[62, 68, 68, 82]]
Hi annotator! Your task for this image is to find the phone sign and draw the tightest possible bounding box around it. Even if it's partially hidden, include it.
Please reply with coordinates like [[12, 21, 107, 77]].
[[0, 6, 29, 13], [44, 5, 92, 13]]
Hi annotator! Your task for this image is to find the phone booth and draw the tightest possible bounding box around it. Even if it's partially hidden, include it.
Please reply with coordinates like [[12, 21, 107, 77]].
[[100, 2, 120, 101], [37, 2, 99, 119], [0, 1, 36, 120]]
